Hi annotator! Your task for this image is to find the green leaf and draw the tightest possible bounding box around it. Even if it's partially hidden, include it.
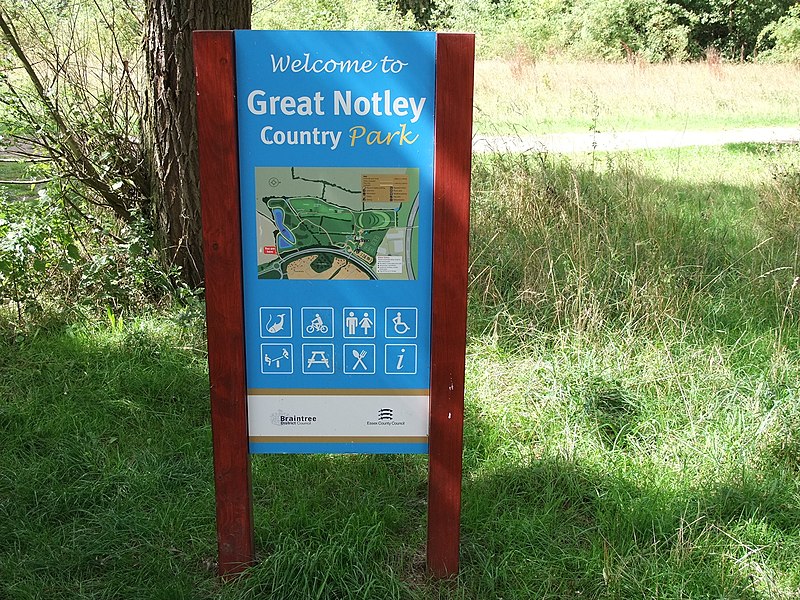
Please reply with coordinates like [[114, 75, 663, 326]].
[[33, 258, 46, 272], [66, 243, 81, 260]]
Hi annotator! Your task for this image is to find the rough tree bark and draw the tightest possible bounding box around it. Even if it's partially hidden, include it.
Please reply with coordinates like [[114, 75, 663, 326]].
[[144, 1, 251, 288]]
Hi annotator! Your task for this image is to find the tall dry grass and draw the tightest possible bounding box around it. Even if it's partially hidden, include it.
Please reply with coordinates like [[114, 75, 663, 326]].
[[474, 60, 800, 134]]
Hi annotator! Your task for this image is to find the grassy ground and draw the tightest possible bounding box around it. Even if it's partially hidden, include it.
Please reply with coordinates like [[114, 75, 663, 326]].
[[1, 144, 799, 598], [0, 161, 35, 196], [474, 60, 800, 135]]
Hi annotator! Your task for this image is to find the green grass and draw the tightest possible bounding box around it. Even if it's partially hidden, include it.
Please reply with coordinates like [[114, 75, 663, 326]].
[[0, 161, 37, 198], [2, 144, 800, 598]]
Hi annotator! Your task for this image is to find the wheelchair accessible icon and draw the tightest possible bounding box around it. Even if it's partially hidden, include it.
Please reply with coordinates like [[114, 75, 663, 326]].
[[385, 307, 417, 338]]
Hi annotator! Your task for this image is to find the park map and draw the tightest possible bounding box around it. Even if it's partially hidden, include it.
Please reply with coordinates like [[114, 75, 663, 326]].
[[255, 167, 420, 280]]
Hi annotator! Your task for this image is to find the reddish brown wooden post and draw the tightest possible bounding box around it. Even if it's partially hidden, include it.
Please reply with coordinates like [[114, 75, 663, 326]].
[[427, 33, 475, 578], [193, 30, 255, 577]]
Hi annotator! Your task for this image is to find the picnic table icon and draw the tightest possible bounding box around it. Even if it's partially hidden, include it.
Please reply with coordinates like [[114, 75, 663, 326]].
[[306, 350, 330, 368]]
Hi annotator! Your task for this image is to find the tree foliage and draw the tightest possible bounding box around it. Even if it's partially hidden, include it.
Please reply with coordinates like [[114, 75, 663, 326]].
[[758, 4, 800, 61], [670, 0, 795, 57], [437, 0, 798, 60]]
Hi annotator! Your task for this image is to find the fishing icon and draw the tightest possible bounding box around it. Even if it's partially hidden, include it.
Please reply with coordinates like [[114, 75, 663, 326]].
[[260, 307, 293, 338]]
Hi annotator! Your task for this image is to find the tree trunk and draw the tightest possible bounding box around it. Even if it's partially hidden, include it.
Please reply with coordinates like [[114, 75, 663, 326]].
[[144, 1, 251, 288]]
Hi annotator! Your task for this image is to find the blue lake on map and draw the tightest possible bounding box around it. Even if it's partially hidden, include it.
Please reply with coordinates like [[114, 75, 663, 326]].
[[273, 207, 296, 248]]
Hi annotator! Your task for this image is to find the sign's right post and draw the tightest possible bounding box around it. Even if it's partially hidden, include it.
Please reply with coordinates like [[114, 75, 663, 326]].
[[427, 32, 476, 578]]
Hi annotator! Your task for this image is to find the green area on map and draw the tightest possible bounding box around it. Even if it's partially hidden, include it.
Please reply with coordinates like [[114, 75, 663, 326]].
[[255, 167, 420, 281]]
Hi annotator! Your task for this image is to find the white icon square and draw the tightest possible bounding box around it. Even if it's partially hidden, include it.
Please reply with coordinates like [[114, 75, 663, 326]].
[[343, 344, 376, 375], [260, 307, 292, 338], [385, 307, 418, 339], [260, 343, 293, 374], [342, 307, 376, 339], [385, 344, 417, 375], [301, 343, 335, 375], [301, 307, 334, 338]]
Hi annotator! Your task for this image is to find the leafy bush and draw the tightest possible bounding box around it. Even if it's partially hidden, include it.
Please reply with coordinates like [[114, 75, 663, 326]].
[[437, 0, 571, 58], [439, 0, 690, 61], [758, 4, 800, 62], [674, 0, 795, 58], [0, 186, 76, 320], [0, 176, 178, 324], [560, 0, 691, 61], [252, 0, 417, 30]]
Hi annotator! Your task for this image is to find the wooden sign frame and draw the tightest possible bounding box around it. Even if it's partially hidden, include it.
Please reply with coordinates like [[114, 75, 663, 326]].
[[194, 30, 474, 579]]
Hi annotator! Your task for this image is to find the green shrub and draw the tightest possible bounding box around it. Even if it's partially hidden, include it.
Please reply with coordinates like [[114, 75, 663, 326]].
[[0, 176, 178, 324], [252, 0, 417, 31], [758, 4, 800, 62], [559, 0, 691, 61]]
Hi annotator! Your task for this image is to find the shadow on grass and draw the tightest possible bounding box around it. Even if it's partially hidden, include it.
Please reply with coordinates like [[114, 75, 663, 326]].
[[0, 321, 220, 598], [1, 321, 798, 598], [461, 457, 797, 599]]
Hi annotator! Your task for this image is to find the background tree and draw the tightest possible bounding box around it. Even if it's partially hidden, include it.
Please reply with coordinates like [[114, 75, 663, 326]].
[[670, 0, 795, 57], [144, 1, 251, 288], [396, 0, 435, 26]]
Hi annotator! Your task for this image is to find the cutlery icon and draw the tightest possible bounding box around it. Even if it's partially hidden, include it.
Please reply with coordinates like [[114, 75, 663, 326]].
[[352, 349, 368, 371]]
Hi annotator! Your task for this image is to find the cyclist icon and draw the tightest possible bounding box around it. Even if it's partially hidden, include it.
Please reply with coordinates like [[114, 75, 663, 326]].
[[392, 311, 410, 335], [306, 313, 329, 334], [302, 307, 334, 338]]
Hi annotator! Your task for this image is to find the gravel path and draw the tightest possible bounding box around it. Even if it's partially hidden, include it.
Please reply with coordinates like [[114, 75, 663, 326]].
[[473, 126, 800, 154]]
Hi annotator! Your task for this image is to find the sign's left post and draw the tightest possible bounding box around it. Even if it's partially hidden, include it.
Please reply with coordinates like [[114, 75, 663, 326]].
[[193, 30, 256, 577]]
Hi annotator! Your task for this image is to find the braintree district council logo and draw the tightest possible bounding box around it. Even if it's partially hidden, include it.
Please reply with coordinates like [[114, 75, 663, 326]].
[[270, 411, 317, 426]]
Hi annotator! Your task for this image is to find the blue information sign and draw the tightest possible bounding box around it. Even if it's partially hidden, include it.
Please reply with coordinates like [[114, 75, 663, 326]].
[[235, 31, 435, 454]]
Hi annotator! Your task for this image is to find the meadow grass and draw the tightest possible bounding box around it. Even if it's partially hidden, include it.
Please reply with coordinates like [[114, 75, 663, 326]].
[[1, 144, 799, 598], [474, 60, 800, 135], [0, 161, 35, 196]]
